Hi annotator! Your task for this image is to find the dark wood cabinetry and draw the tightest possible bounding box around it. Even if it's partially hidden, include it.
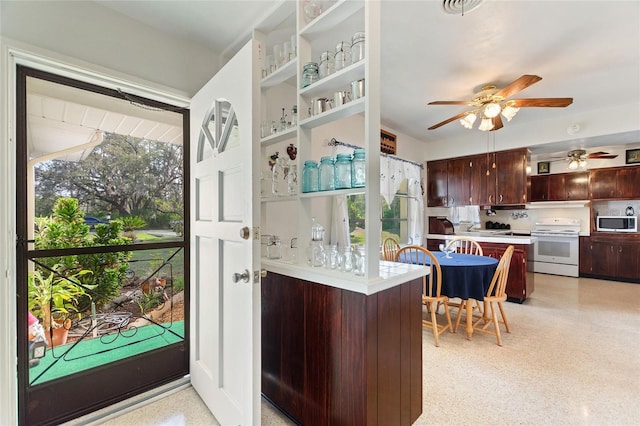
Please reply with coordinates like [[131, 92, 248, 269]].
[[589, 165, 640, 199], [426, 148, 529, 207], [426, 159, 448, 207], [477, 242, 533, 303], [262, 273, 423, 425], [530, 171, 588, 201], [579, 235, 640, 282]]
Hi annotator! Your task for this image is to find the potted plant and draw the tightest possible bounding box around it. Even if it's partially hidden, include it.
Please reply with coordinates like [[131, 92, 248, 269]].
[[28, 265, 93, 347]]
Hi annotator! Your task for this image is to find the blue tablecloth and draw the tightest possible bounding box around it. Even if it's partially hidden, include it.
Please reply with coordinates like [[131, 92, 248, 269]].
[[398, 251, 498, 300]]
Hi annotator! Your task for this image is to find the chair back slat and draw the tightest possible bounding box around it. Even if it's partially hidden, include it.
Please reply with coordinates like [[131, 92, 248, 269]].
[[396, 245, 441, 297], [445, 237, 483, 256], [382, 237, 401, 261]]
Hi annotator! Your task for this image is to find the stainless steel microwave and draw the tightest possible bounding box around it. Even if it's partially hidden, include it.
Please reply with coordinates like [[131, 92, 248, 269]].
[[596, 216, 638, 232]]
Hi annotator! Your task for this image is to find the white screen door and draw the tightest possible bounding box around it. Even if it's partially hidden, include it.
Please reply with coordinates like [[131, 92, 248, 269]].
[[189, 40, 261, 425]]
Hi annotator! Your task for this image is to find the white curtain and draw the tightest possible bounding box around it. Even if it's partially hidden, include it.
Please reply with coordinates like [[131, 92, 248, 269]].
[[449, 205, 481, 228], [380, 156, 424, 245]]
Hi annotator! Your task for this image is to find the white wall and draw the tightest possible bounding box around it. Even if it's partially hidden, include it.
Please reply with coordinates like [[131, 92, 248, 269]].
[[0, 0, 223, 96]]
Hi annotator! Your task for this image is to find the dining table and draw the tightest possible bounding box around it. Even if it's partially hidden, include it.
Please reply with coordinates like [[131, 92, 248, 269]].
[[397, 250, 498, 339]]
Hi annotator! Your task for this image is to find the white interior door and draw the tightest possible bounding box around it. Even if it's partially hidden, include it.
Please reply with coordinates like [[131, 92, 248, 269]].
[[189, 40, 260, 425]]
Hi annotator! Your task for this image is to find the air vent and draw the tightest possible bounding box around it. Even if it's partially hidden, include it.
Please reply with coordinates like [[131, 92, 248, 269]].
[[442, 0, 484, 15]]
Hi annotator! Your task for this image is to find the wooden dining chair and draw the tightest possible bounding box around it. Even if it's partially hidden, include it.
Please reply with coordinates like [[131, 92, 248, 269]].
[[395, 245, 452, 346], [469, 245, 514, 346], [445, 236, 484, 322], [382, 237, 401, 261], [445, 237, 483, 256]]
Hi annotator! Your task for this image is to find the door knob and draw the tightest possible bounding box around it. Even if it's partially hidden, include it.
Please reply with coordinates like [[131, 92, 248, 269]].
[[232, 269, 250, 283], [240, 226, 250, 240], [260, 269, 267, 278]]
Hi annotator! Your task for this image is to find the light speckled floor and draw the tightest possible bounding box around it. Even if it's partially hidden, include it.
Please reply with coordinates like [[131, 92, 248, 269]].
[[86, 274, 640, 425]]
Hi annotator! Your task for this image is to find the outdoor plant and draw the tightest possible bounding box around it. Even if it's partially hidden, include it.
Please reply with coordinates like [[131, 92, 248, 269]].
[[34, 197, 132, 308], [28, 265, 93, 333], [115, 215, 147, 241]]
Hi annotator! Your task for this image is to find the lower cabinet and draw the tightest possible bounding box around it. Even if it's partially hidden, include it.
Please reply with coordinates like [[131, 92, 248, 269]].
[[579, 235, 640, 282], [262, 272, 423, 426], [478, 243, 534, 303]]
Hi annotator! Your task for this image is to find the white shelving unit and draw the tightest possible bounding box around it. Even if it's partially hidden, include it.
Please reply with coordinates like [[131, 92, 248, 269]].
[[257, 0, 380, 279]]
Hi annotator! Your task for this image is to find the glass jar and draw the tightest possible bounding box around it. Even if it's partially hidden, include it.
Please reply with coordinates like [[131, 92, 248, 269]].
[[351, 31, 365, 64], [325, 244, 339, 270], [319, 51, 334, 79], [290, 105, 297, 127], [301, 62, 319, 88], [334, 153, 352, 189], [339, 246, 353, 272], [353, 245, 366, 276], [272, 157, 288, 196], [334, 41, 351, 72], [267, 235, 282, 259], [287, 164, 298, 195], [351, 148, 366, 188], [302, 160, 319, 193], [319, 156, 335, 191]]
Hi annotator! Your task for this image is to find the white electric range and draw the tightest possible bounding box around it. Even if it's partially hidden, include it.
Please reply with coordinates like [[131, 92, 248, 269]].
[[530, 218, 581, 277]]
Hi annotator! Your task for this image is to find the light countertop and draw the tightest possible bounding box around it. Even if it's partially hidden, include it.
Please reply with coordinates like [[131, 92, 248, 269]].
[[262, 259, 429, 295], [427, 232, 537, 245]]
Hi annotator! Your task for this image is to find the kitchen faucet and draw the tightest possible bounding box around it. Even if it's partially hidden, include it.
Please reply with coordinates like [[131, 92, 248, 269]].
[[465, 222, 475, 231]]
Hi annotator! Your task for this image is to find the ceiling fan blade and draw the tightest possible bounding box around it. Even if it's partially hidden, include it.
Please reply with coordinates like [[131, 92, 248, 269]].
[[428, 100, 474, 106], [428, 111, 469, 130], [490, 115, 503, 131], [587, 153, 618, 159], [494, 75, 542, 99], [510, 98, 573, 107]]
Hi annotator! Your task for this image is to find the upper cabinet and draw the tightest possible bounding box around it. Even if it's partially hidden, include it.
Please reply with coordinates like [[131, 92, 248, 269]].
[[426, 148, 530, 207], [529, 171, 588, 202], [589, 165, 640, 199]]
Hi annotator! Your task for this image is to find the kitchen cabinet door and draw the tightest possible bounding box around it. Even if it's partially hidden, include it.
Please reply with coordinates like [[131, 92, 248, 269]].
[[496, 149, 529, 205], [447, 157, 470, 206], [530, 175, 549, 201], [589, 240, 616, 276], [579, 236, 592, 275], [562, 171, 589, 200], [589, 168, 618, 199], [469, 154, 489, 205], [427, 159, 449, 207], [617, 166, 640, 198], [615, 240, 640, 280]]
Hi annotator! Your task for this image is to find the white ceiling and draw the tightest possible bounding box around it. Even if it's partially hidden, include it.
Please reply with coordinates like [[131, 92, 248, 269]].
[[93, 0, 640, 159]]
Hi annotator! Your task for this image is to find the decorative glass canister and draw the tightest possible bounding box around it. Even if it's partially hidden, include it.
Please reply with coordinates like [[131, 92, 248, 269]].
[[351, 31, 365, 64], [318, 51, 334, 79], [334, 153, 352, 189], [302, 160, 319, 193], [334, 41, 351, 72], [319, 156, 335, 191], [351, 148, 366, 188], [301, 62, 319, 88]]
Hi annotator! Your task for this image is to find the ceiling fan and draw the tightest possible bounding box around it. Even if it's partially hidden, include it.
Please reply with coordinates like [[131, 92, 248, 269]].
[[427, 74, 573, 131], [551, 149, 618, 170]]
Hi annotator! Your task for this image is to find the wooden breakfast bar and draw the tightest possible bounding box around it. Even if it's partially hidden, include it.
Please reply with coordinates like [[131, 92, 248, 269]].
[[261, 260, 428, 426]]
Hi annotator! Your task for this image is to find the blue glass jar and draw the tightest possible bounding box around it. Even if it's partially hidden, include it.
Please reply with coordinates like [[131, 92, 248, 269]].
[[351, 148, 366, 188], [334, 153, 352, 189], [319, 156, 335, 191], [302, 160, 319, 193]]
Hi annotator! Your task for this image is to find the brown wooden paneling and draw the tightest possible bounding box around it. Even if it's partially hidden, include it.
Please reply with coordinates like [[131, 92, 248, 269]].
[[377, 285, 402, 425], [408, 279, 423, 424], [366, 292, 379, 426]]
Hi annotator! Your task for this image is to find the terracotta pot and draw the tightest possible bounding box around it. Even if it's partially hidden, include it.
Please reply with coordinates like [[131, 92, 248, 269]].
[[45, 318, 71, 348]]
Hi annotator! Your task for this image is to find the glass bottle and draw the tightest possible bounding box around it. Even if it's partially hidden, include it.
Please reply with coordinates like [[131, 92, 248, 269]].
[[301, 62, 319, 88], [287, 164, 298, 195], [319, 156, 335, 191], [351, 148, 366, 188], [279, 108, 287, 132], [334, 153, 352, 189], [302, 160, 319, 193], [290, 105, 298, 127], [272, 157, 288, 196]]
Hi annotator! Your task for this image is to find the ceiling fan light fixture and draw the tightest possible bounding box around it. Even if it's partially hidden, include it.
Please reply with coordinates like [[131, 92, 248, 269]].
[[483, 102, 502, 118], [479, 117, 494, 131], [501, 103, 520, 121], [460, 112, 477, 129]]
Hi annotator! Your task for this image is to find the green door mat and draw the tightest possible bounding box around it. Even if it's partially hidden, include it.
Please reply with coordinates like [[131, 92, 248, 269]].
[[29, 321, 184, 385]]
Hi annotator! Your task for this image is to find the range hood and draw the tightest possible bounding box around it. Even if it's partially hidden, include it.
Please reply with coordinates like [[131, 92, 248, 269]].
[[525, 200, 590, 209]]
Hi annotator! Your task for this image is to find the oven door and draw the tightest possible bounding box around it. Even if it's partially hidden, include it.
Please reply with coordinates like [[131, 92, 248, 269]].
[[532, 234, 579, 265]]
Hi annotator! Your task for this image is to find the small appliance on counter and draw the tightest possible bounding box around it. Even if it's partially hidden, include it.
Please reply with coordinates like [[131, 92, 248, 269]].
[[429, 216, 454, 235]]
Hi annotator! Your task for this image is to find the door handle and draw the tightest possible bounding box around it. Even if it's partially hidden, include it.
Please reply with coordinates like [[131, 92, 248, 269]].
[[240, 226, 250, 240], [232, 269, 250, 283]]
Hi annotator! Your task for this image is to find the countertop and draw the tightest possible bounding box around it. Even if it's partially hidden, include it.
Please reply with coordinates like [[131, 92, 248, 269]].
[[262, 259, 429, 295], [427, 232, 537, 245]]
